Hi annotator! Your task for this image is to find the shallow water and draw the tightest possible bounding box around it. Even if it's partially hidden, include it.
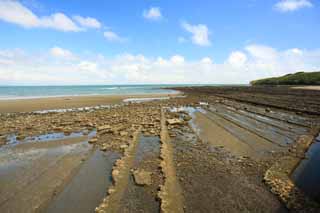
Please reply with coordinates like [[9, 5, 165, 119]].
[[0, 139, 92, 212], [123, 97, 170, 103], [291, 136, 320, 202], [0, 140, 90, 171], [168, 106, 206, 132], [120, 135, 161, 212], [5, 130, 96, 146], [134, 135, 160, 163], [46, 150, 120, 213]]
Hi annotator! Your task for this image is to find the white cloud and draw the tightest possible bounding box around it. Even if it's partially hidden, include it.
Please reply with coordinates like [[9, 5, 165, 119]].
[[201, 57, 213, 64], [181, 22, 211, 46], [50, 47, 75, 59], [143, 7, 162, 21], [0, 0, 101, 32], [73, 15, 101, 29], [227, 51, 247, 67], [104, 31, 126, 42], [245, 44, 278, 62], [0, 0, 39, 28], [170, 55, 185, 64], [0, 45, 319, 85], [78, 61, 97, 71], [274, 0, 313, 12], [40, 13, 81, 32]]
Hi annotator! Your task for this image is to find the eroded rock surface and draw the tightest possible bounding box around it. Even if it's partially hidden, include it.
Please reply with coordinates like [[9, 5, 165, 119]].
[[132, 169, 152, 186]]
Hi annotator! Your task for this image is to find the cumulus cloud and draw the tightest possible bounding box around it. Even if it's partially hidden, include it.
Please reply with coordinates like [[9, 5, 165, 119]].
[[0, 45, 319, 85], [143, 7, 162, 21], [181, 22, 211, 46], [227, 51, 247, 67], [78, 61, 97, 71], [245, 44, 278, 62], [274, 0, 313, 12], [170, 55, 185, 64], [50, 47, 75, 59], [0, 0, 81, 31], [201, 57, 213, 64], [73, 15, 101, 29], [0, 0, 101, 32], [103, 31, 126, 42], [39, 13, 82, 32], [0, 0, 39, 28]]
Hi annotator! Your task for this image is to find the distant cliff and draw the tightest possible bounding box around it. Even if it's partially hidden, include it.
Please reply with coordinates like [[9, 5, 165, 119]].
[[250, 71, 320, 85]]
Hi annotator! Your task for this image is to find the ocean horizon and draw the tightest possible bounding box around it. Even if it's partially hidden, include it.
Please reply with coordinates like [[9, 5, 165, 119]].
[[0, 84, 248, 100]]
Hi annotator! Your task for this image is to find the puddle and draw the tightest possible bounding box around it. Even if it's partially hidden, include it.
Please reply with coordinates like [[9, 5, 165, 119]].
[[291, 136, 320, 203], [123, 97, 170, 103], [171, 126, 199, 154], [5, 130, 96, 147], [171, 106, 206, 134], [46, 150, 120, 213], [169, 106, 197, 114], [120, 135, 161, 212], [0, 125, 102, 212], [134, 135, 160, 164], [0, 140, 91, 170], [0, 129, 96, 174], [0, 140, 93, 211]]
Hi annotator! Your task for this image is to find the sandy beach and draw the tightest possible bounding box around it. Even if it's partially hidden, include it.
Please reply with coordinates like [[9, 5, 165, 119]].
[[0, 93, 178, 113], [0, 86, 319, 213], [292, 86, 320, 90]]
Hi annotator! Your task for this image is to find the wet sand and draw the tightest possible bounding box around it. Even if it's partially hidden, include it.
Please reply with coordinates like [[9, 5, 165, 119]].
[[192, 110, 279, 159], [0, 93, 177, 113]]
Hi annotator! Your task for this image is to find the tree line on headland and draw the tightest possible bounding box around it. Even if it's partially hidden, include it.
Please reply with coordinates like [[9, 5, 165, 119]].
[[250, 71, 320, 86]]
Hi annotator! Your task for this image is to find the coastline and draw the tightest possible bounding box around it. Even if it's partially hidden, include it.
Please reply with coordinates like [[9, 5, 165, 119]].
[[0, 93, 180, 113], [0, 86, 319, 212]]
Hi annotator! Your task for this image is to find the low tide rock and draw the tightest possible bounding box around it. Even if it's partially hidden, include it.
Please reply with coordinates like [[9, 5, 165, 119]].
[[100, 144, 108, 151], [183, 115, 192, 121], [119, 131, 128, 137], [98, 125, 111, 131], [16, 135, 26, 141], [166, 118, 183, 125], [133, 169, 152, 186], [88, 138, 98, 144], [120, 144, 128, 150]]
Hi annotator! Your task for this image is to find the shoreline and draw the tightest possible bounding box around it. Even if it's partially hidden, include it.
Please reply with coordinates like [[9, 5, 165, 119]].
[[0, 93, 181, 113], [0, 86, 319, 212], [0, 90, 180, 101]]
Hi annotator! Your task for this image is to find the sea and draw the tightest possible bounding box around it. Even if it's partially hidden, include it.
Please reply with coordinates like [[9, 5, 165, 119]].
[[0, 84, 248, 100], [0, 84, 222, 100]]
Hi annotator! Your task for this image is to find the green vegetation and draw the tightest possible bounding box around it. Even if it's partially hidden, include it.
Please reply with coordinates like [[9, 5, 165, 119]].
[[250, 71, 320, 86]]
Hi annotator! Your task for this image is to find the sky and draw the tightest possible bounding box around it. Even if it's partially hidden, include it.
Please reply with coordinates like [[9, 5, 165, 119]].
[[0, 0, 319, 85]]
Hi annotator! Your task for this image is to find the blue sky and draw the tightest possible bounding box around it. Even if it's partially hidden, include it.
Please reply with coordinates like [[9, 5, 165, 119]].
[[0, 0, 319, 85]]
